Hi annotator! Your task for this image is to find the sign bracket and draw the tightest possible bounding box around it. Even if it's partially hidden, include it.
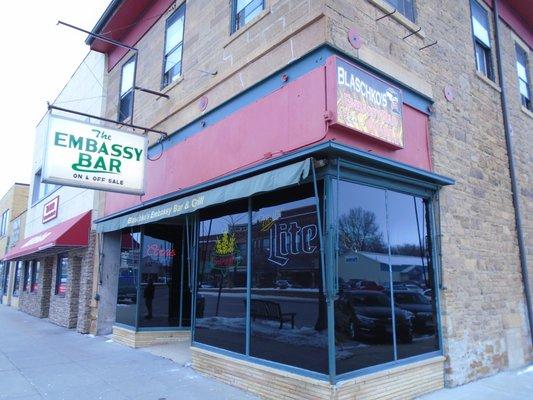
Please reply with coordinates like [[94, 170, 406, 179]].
[[47, 103, 168, 138]]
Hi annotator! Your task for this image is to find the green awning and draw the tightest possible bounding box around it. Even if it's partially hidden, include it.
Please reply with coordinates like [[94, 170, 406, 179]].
[[96, 158, 311, 233]]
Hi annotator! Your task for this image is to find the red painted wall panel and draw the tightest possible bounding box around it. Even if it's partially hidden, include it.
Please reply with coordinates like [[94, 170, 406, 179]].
[[104, 68, 328, 216], [104, 58, 433, 218]]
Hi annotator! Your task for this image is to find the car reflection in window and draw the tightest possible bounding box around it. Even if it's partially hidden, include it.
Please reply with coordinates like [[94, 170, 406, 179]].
[[335, 290, 414, 344], [391, 291, 434, 333]]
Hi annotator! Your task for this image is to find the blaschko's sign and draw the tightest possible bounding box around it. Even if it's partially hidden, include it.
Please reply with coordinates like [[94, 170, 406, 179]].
[[42, 115, 147, 195], [336, 58, 404, 148]]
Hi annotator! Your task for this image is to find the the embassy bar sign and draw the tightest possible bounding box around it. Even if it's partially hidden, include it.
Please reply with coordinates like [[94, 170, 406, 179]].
[[42, 115, 147, 194], [336, 58, 404, 148]]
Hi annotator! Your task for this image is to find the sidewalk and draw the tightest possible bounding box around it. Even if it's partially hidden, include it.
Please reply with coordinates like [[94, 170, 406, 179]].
[[0, 306, 257, 400], [417, 365, 533, 400]]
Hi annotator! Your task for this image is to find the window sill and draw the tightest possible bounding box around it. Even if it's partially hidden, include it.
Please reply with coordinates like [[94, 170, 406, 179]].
[[223, 8, 271, 48], [475, 71, 501, 92], [521, 105, 533, 119], [367, 0, 426, 39], [162, 75, 184, 95]]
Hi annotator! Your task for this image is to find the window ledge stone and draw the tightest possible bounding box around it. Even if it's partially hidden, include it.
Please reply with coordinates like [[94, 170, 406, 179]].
[[521, 105, 533, 119], [223, 8, 271, 49], [162, 75, 185, 95], [367, 0, 426, 39], [475, 70, 501, 92]]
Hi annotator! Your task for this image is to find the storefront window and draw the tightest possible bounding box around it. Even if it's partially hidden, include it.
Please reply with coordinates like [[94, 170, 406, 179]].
[[138, 224, 185, 328], [0, 262, 6, 295], [116, 230, 140, 327], [13, 261, 22, 297], [196, 202, 248, 354], [334, 180, 439, 375], [387, 191, 439, 359], [23, 261, 31, 292], [55, 255, 69, 296], [250, 185, 327, 374], [31, 261, 40, 292], [335, 182, 394, 374]]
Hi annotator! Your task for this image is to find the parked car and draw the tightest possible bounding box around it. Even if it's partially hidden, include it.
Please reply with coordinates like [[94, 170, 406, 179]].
[[335, 290, 414, 343], [423, 289, 433, 302], [391, 290, 434, 333], [274, 279, 292, 289], [354, 280, 385, 291]]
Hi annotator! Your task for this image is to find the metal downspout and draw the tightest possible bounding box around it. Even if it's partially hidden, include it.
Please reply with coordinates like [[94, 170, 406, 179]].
[[492, 0, 533, 345]]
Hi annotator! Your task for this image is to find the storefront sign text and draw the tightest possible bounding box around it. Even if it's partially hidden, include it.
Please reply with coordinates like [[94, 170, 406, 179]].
[[42, 115, 147, 194], [336, 58, 404, 147]]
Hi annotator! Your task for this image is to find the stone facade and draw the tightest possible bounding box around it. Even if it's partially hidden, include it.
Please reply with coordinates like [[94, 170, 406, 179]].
[[48, 252, 82, 329], [96, 0, 531, 393]]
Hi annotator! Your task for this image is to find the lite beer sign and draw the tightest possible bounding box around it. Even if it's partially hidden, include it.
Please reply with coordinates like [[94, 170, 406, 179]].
[[336, 58, 404, 148], [42, 115, 147, 195]]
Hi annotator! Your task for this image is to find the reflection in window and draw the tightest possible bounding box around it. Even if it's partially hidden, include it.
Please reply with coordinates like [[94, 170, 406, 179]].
[[23, 261, 31, 292], [162, 4, 185, 87], [387, 191, 439, 360], [196, 203, 248, 354], [138, 224, 186, 328], [55, 255, 68, 296], [12, 262, 22, 297], [335, 182, 394, 374], [31, 261, 40, 293], [116, 230, 140, 326], [1, 262, 7, 295], [232, 0, 264, 33], [250, 185, 327, 374], [334, 180, 439, 375]]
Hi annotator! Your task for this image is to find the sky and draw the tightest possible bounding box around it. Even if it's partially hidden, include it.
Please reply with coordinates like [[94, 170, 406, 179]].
[[0, 0, 110, 196]]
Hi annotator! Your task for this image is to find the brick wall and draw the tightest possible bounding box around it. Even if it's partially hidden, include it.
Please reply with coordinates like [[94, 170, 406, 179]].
[[77, 232, 97, 333], [18, 259, 49, 318]]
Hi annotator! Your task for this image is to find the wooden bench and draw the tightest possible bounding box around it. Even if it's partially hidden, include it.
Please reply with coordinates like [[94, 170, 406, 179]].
[[248, 299, 295, 329]]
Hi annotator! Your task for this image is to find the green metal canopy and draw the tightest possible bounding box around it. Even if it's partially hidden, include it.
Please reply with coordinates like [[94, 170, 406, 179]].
[[95, 158, 311, 233]]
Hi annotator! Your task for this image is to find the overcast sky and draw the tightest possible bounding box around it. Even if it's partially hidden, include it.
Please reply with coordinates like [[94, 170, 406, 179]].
[[0, 0, 110, 196]]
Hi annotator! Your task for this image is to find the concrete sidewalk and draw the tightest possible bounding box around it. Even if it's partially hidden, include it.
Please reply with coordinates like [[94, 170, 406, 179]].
[[0, 306, 257, 400], [417, 365, 533, 400]]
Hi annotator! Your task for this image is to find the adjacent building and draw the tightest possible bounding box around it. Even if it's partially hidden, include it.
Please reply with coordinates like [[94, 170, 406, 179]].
[[0, 183, 29, 308], [2, 51, 107, 333]]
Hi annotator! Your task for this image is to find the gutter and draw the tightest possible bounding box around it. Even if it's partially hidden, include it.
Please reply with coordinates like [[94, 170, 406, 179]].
[[492, 0, 533, 345]]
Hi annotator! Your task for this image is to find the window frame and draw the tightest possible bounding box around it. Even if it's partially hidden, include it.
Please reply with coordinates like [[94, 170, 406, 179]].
[[0, 209, 9, 236], [161, 4, 186, 89], [470, 0, 495, 81], [515, 43, 531, 110], [383, 0, 416, 23], [55, 254, 69, 297], [118, 55, 137, 123], [231, 0, 265, 34]]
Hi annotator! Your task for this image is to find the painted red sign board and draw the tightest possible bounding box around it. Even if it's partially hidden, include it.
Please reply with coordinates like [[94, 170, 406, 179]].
[[43, 196, 59, 224]]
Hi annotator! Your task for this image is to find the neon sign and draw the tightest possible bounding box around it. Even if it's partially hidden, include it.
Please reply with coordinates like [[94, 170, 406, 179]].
[[268, 222, 318, 266]]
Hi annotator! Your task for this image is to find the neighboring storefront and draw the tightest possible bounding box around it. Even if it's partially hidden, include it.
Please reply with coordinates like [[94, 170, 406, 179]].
[[0, 183, 29, 308], [2, 51, 106, 333], [94, 49, 454, 396]]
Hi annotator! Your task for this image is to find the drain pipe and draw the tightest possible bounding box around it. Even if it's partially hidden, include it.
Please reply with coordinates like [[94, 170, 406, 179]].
[[492, 0, 533, 345]]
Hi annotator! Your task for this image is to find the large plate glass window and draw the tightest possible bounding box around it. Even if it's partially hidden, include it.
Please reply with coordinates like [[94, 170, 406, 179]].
[[31, 261, 40, 293], [232, 0, 264, 33], [23, 261, 31, 292], [1, 262, 8, 295], [162, 5, 185, 87], [384, 0, 415, 22], [471, 0, 494, 80], [116, 229, 141, 327], [196, 201, 248, 354], [118, 56, 136, 122], [13, 261, 22, 297], [334, 180, 439, 376], [250, 184, 328, 374], [515, 44, 531, 110], [55, 255, 69, 296]]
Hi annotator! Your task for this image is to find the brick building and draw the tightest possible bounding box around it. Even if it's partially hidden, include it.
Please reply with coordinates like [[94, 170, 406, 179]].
[[0, 183, 29, 309], [3, 51, 107, 333], [49, 0, 531, 398]]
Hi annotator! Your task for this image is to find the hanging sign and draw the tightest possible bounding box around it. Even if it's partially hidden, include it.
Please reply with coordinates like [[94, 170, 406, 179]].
[[42, 115, 147, 195], [336, 58, 404, 148]]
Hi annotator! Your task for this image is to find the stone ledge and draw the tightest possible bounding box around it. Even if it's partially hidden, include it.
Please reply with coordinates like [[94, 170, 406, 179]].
[[112, 325, 191, 348], [191, 346, 444, 400], [367, 0, 426, 39]]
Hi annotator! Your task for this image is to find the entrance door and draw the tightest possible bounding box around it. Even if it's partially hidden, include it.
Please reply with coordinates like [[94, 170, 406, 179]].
[[137, 224, 191, 328]]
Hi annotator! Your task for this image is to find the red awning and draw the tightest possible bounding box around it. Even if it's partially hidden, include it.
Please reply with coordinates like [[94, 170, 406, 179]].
[[3, 211, 92, 261]]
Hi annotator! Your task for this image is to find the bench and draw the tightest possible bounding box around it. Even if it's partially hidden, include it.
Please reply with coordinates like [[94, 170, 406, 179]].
[[248, 299, 295, 329]]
